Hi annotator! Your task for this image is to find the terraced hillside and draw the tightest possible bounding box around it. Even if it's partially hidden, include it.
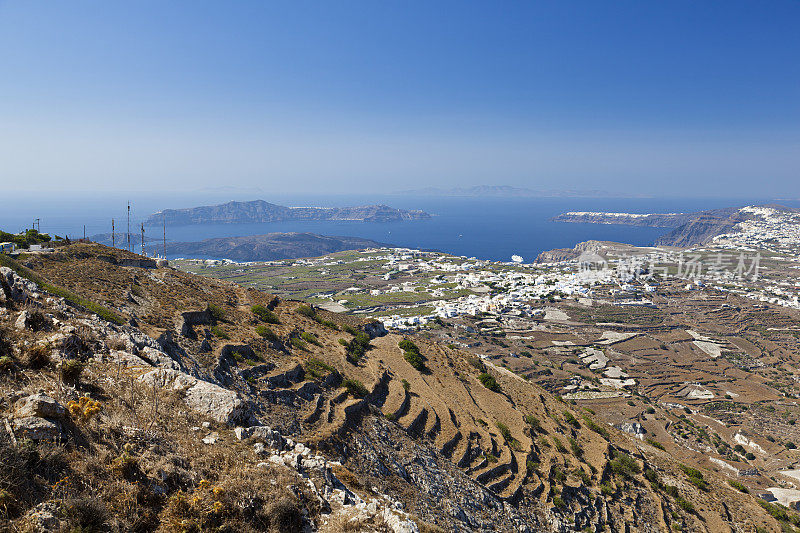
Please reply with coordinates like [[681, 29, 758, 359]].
[[0, 244, 796, 531]]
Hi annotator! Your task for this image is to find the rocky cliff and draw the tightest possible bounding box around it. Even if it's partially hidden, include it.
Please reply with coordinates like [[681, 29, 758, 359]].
[[145, 200, 431, 226]]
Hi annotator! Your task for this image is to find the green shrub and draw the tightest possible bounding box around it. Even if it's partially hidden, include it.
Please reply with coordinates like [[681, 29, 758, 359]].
[[466, 356, 486, 372], [552, 496, 566, 509], [401, 379, 410, 392], [300, 332, 321, 346], [343, 331, 371, 363], [524, 415, 544, 433], [210, 325, 229, 340], [568, 437, 583, 458], [609, 451, 640, 480], [563, 411, 580, 428], [675, 496, 695, 514], [644, 468, 659, 485], [60, 359, 85, 384], [320, 319, 340, 331], [404, 350, 425, 371], [0, 356, 14, 373], [572, 467, 591, 485], [343, 378, 368, 398], [728, 480, 749, 493], [679, 465, 708, 491], [552, 437, 568, 453], [646, 406, 656, 414], [305, 358, 334, 379], [255, 325, 279, 342], [296, 305, 316, 318], [290, 337, 308, 351], [207, 303, 225, 322], [478, 373, 500, 392], [252, 305, 280, 324], [398, 339, 419, 353], [646, 438, 665, 451], [582, 415, 609, 439]]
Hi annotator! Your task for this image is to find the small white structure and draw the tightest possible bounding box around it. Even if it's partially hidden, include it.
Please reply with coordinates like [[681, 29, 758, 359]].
[[0, 242, 15, 253]]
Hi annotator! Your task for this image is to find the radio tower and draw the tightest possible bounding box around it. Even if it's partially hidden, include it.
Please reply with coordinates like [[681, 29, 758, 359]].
[[127, 202, 131, 252], [141, 223, 145, 256], [163, 215, 167, 258], [112, 219, 115, 248]]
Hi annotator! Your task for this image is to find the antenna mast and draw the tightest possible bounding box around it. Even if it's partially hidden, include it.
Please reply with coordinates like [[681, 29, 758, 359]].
[[163, 215, 166, 258], [141, 223, 145, 256], [127, 202, 131, 252], [112, 219, 115, 248]]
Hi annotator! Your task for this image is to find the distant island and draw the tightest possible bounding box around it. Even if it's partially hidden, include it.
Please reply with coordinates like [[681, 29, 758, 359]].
[[552, 204, 799, 247], [398, 185, 649, 198], [144, 200, 431, 226], [164, 232, 389, 261]]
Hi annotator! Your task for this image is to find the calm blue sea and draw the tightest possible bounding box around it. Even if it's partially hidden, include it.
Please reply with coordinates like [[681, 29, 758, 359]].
[[2, 192, 796, 262]]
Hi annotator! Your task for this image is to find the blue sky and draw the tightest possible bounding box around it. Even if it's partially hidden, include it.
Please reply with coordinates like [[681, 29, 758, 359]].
[[1, 1, 798, 196]]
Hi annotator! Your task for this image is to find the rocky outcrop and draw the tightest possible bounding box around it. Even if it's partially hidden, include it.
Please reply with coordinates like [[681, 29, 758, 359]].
[[535, 240, 627, 263], [363, 319, 388, 339], [145, 200, 431, 226], [12, 394, 67, 441], [138, 368, 253, 425], [175, 309, 211, 339]]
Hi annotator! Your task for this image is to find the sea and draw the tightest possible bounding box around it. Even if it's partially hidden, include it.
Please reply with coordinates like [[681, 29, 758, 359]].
[[2, 192, 796, 263]]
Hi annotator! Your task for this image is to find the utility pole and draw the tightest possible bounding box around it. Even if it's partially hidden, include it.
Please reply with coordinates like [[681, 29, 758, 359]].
[[112, 219, 115, 248], [127, 202, 131, 252], [141, 223, 145, 256]]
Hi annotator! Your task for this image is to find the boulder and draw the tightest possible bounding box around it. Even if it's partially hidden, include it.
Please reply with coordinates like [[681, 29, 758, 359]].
[[176, 309, 211, 339], [139, 346, 181, 370], [108, 349, 150, 367], [12, 416, 62, 441], [139, 369, 251, 424], [363, 320, 388, 339], [22, 502, 61, 532], [15, 393, 66, 419], [235, 425, 286, 450]]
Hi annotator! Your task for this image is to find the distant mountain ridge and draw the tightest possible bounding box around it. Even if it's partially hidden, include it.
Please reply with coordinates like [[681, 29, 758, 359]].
[[165, 232, 389, 261], [398, 185, 649, 198], [144, 200, 430, 226]]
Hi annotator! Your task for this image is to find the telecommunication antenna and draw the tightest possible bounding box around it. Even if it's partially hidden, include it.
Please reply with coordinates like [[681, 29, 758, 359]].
[[127, 202, 132, 252], [112, 219, 115, 248], [33, 218, 40, 232], [163, 215, 166, 258], [141, 223, 145, 256], [83, 225, 86, 241]]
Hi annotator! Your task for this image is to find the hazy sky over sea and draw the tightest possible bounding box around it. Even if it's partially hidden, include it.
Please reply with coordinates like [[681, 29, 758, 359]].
[[1, 1, 798, 197]]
